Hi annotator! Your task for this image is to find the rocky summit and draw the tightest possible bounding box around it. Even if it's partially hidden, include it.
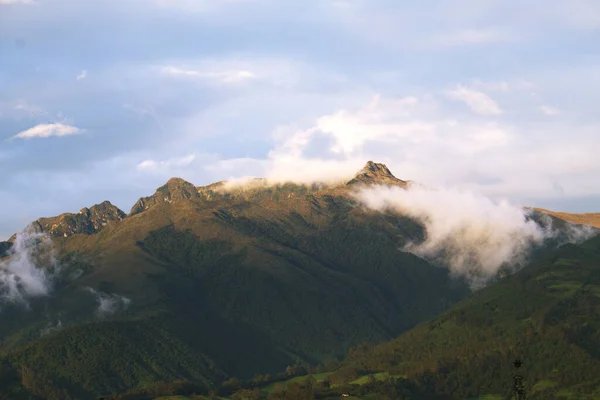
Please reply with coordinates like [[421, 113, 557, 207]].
[[129, 177, 200, 216], [128, 161, 407, 218], [346, 160, 409, 187], [7, 200, 126, 242]]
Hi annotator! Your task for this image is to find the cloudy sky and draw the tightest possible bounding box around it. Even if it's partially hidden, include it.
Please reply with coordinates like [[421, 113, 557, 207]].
[[0, 0, 599, 239]]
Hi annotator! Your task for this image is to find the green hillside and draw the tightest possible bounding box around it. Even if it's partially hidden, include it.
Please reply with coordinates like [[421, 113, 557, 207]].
[[0, 165, 471, 398], [329, 233, 600, 399]]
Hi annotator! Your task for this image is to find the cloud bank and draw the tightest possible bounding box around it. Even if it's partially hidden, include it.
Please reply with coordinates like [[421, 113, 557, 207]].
[[355, 184, 596, 287]]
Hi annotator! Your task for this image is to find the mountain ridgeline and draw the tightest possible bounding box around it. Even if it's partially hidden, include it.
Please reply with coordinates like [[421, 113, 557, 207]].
[[0, 161, 597, 399]]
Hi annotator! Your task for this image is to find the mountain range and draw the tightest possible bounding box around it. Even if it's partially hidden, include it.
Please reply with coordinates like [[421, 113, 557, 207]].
[[0, 161, 597, 399]]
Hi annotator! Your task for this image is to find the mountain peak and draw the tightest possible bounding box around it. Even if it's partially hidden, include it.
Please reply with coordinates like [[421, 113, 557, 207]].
[[165, 177, 190, 185], [346, 161, 407, 187], [129, 177, 199, 216]]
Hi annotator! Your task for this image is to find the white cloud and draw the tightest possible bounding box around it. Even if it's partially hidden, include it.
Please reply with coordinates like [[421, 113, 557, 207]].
[[356, 185, 547, 286], [137, 153, 196, 171], [154, 57, 345, 92], [161, 66, 256, 84], [197, 95, 512, 185], [12, 123, 82, 139], [189, 91, 597, 201], [269, 95, 424, 159], [540, 105, 560, 116], [446, 85, 503, 115], [76, 69, 87, 80]]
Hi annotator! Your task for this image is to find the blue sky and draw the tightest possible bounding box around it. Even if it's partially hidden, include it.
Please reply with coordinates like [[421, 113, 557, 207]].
[[0, 0, 599, 239]]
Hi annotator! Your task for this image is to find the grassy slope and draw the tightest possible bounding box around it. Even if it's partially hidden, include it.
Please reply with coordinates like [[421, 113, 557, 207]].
[[535, 208, 600, 229], [333, 233, 600, 399]]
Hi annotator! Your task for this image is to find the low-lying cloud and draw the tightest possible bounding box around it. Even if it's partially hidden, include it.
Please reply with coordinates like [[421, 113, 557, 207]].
[[40, 319, 63, 336], [0, 232, 57, 304], [356, 184, 596, 287], [85, 287, 131, 317]]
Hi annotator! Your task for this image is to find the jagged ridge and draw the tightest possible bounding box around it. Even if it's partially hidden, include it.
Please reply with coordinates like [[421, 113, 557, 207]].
[[7, 200, 125, 242], [4, 161, 596, 242]]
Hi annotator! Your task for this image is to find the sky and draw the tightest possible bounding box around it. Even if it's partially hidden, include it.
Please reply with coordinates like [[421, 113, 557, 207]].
[[0, 0, 599, 239]]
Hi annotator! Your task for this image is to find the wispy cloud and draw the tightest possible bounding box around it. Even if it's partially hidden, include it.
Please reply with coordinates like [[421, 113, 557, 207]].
[[76, 70, 87, 81], [85, 287, 131, 317], [12, 123, 82, 140], [14, 101, 47, 117], [161, 66, 256, 84], [40, 319, 63, 336], [137, 153, 196, 170], [0, 100, 46, 118], [446, 85, 503, 116]]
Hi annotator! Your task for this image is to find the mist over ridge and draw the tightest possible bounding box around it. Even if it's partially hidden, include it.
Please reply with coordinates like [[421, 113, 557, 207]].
[[355, 182, 597, 287], [0, 232, 58, 304]]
